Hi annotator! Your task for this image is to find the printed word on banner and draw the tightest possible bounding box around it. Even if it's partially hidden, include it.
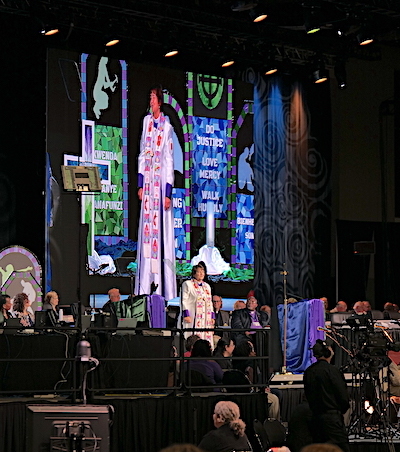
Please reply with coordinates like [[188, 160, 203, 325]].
[[235, 194, 254, 265], [173, 188, 186, 260], [192, 117, 228, 219]]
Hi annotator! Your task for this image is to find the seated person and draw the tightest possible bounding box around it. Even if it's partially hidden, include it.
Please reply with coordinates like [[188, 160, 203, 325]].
[[330, 301, 348, 313], [184, 334, 200, 357], [233, 300, 246, 310], [213, 338, 235, 370], [0, 293, 13, 326], [198, 401, 250, 452], [231, 295, 269, 344], [187, 339, 223, 388], [42, 290, 59, 311], [42, 291, 60, 325], [232, 340, 280, 419], [102, 287, 121, 328], [13, 293, 35, 327]]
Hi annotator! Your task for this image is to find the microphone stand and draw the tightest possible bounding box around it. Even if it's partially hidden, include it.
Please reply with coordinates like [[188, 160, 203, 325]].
[[281, 263, 289, 374]]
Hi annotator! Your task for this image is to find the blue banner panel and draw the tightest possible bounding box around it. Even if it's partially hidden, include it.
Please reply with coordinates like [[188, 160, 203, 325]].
[[235, 194, 254, 264], [173, 188, 186, 260], [192, 117, 228, 219]]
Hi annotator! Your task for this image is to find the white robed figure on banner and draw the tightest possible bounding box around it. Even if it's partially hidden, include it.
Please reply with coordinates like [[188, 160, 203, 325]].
[[135, 86, 177, 301]]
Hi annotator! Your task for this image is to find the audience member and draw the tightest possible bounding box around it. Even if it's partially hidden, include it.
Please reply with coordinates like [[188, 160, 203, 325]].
[[352, 301, 367, 315], [286, 401, 313, 452], [42, 290, 61, 326], [231, 295, 269, 344], [42, 291, 59, 311], [233, 300, 246, 310], [303, 340, 350, 452], [362, 300, 372, 312], [330, 301, 347, 313], [0, 294, 13, 326], [102, 287, 121, 328], [320, 297, 329, 312], [184, 334, 200, 357], [198, 401, 250, 452], [213, 338, 235, 370], [13, 292, 35, 327], [212, 294, 230, 346], [232, 340, 280, 419], [260, 304, 272, 320], [187, 339, 223, 387]]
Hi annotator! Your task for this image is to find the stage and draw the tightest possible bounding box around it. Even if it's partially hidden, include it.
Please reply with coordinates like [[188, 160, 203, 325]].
[[2, 393, 400, 452]]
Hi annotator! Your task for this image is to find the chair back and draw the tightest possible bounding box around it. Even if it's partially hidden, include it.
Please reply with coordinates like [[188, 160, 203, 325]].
[[263, 418, 286, 447], [253, 419, 269, 451]]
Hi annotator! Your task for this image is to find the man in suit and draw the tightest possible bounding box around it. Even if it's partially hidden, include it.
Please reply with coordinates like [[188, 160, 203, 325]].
[[213, 294, 231, 346], [231, 295, 269, 345]]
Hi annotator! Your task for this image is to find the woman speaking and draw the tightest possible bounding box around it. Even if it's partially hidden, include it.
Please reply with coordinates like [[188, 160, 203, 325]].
[[181, 264, 214, 344]]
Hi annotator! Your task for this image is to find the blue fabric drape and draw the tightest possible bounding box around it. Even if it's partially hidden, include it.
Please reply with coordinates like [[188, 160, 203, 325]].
[[277, 298, 324, 372]]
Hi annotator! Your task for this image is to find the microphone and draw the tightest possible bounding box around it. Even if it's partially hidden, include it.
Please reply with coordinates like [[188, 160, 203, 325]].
[[317, 326, 330, 332]]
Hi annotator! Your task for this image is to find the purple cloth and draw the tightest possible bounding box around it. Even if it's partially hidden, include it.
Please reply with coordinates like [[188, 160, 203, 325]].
[[147, 294, 166, 328], [308, 298, 325, 364]]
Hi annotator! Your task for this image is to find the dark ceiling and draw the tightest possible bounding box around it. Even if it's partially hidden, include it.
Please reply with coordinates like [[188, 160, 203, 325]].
[[1, 0, 400, 73]]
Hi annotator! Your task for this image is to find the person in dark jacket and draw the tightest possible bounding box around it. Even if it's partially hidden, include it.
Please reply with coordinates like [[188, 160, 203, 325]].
[[303, 340, 350, 452], [198, 401, 250, 452]]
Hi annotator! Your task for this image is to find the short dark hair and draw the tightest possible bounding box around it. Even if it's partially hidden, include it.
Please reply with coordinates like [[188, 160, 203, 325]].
[[312, 339, 331, 359], [13, 293, 28, 313], [0, 294, 10, 308], [150, 85, 163, 105], [191, 339, 212, 358], [185, 334, 200, 352], [191, 264, 206, 278]]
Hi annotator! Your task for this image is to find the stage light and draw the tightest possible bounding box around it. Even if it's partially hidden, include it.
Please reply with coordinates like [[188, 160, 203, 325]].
[[304, 6, 321, 34], [357, 27, 374, 45], [334, 60, 347, 89], [311, 56, 329, 84], [40, 24, 59, 36], [265, 65, 278, 75], [164, 48, 179, 57], [249, 6, 267, 23], [105, 36, 120, 47], [312, 69, 328, 83], [222, 59, 235, 68]]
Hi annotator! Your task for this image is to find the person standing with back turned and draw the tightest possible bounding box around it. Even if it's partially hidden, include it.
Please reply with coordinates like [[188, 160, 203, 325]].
[[303, 340, 350, 452]]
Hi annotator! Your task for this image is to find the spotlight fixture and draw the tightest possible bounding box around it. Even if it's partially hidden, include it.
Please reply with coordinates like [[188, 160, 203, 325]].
[[304, 5, 321, 34], [249, 6, 267, 23], [164, 48, 179, 57], [40, 24, 59, 36], [265, 64, 278, 75], [357, 26, 374, 45], [311, 56, 329, 84], [105, 36, 120, 47], [222, 58, 235, 68], [334, 60, 347, 89]]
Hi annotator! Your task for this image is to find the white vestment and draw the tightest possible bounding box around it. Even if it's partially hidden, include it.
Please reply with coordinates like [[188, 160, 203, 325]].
[[135, 113, 177, 301]]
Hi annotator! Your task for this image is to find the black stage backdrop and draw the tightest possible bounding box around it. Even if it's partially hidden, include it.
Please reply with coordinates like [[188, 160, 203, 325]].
[[337, 219, 400, 308]]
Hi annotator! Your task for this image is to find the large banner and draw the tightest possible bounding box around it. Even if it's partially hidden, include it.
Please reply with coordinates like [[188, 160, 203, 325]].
[[192, 117, 228, 219]]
